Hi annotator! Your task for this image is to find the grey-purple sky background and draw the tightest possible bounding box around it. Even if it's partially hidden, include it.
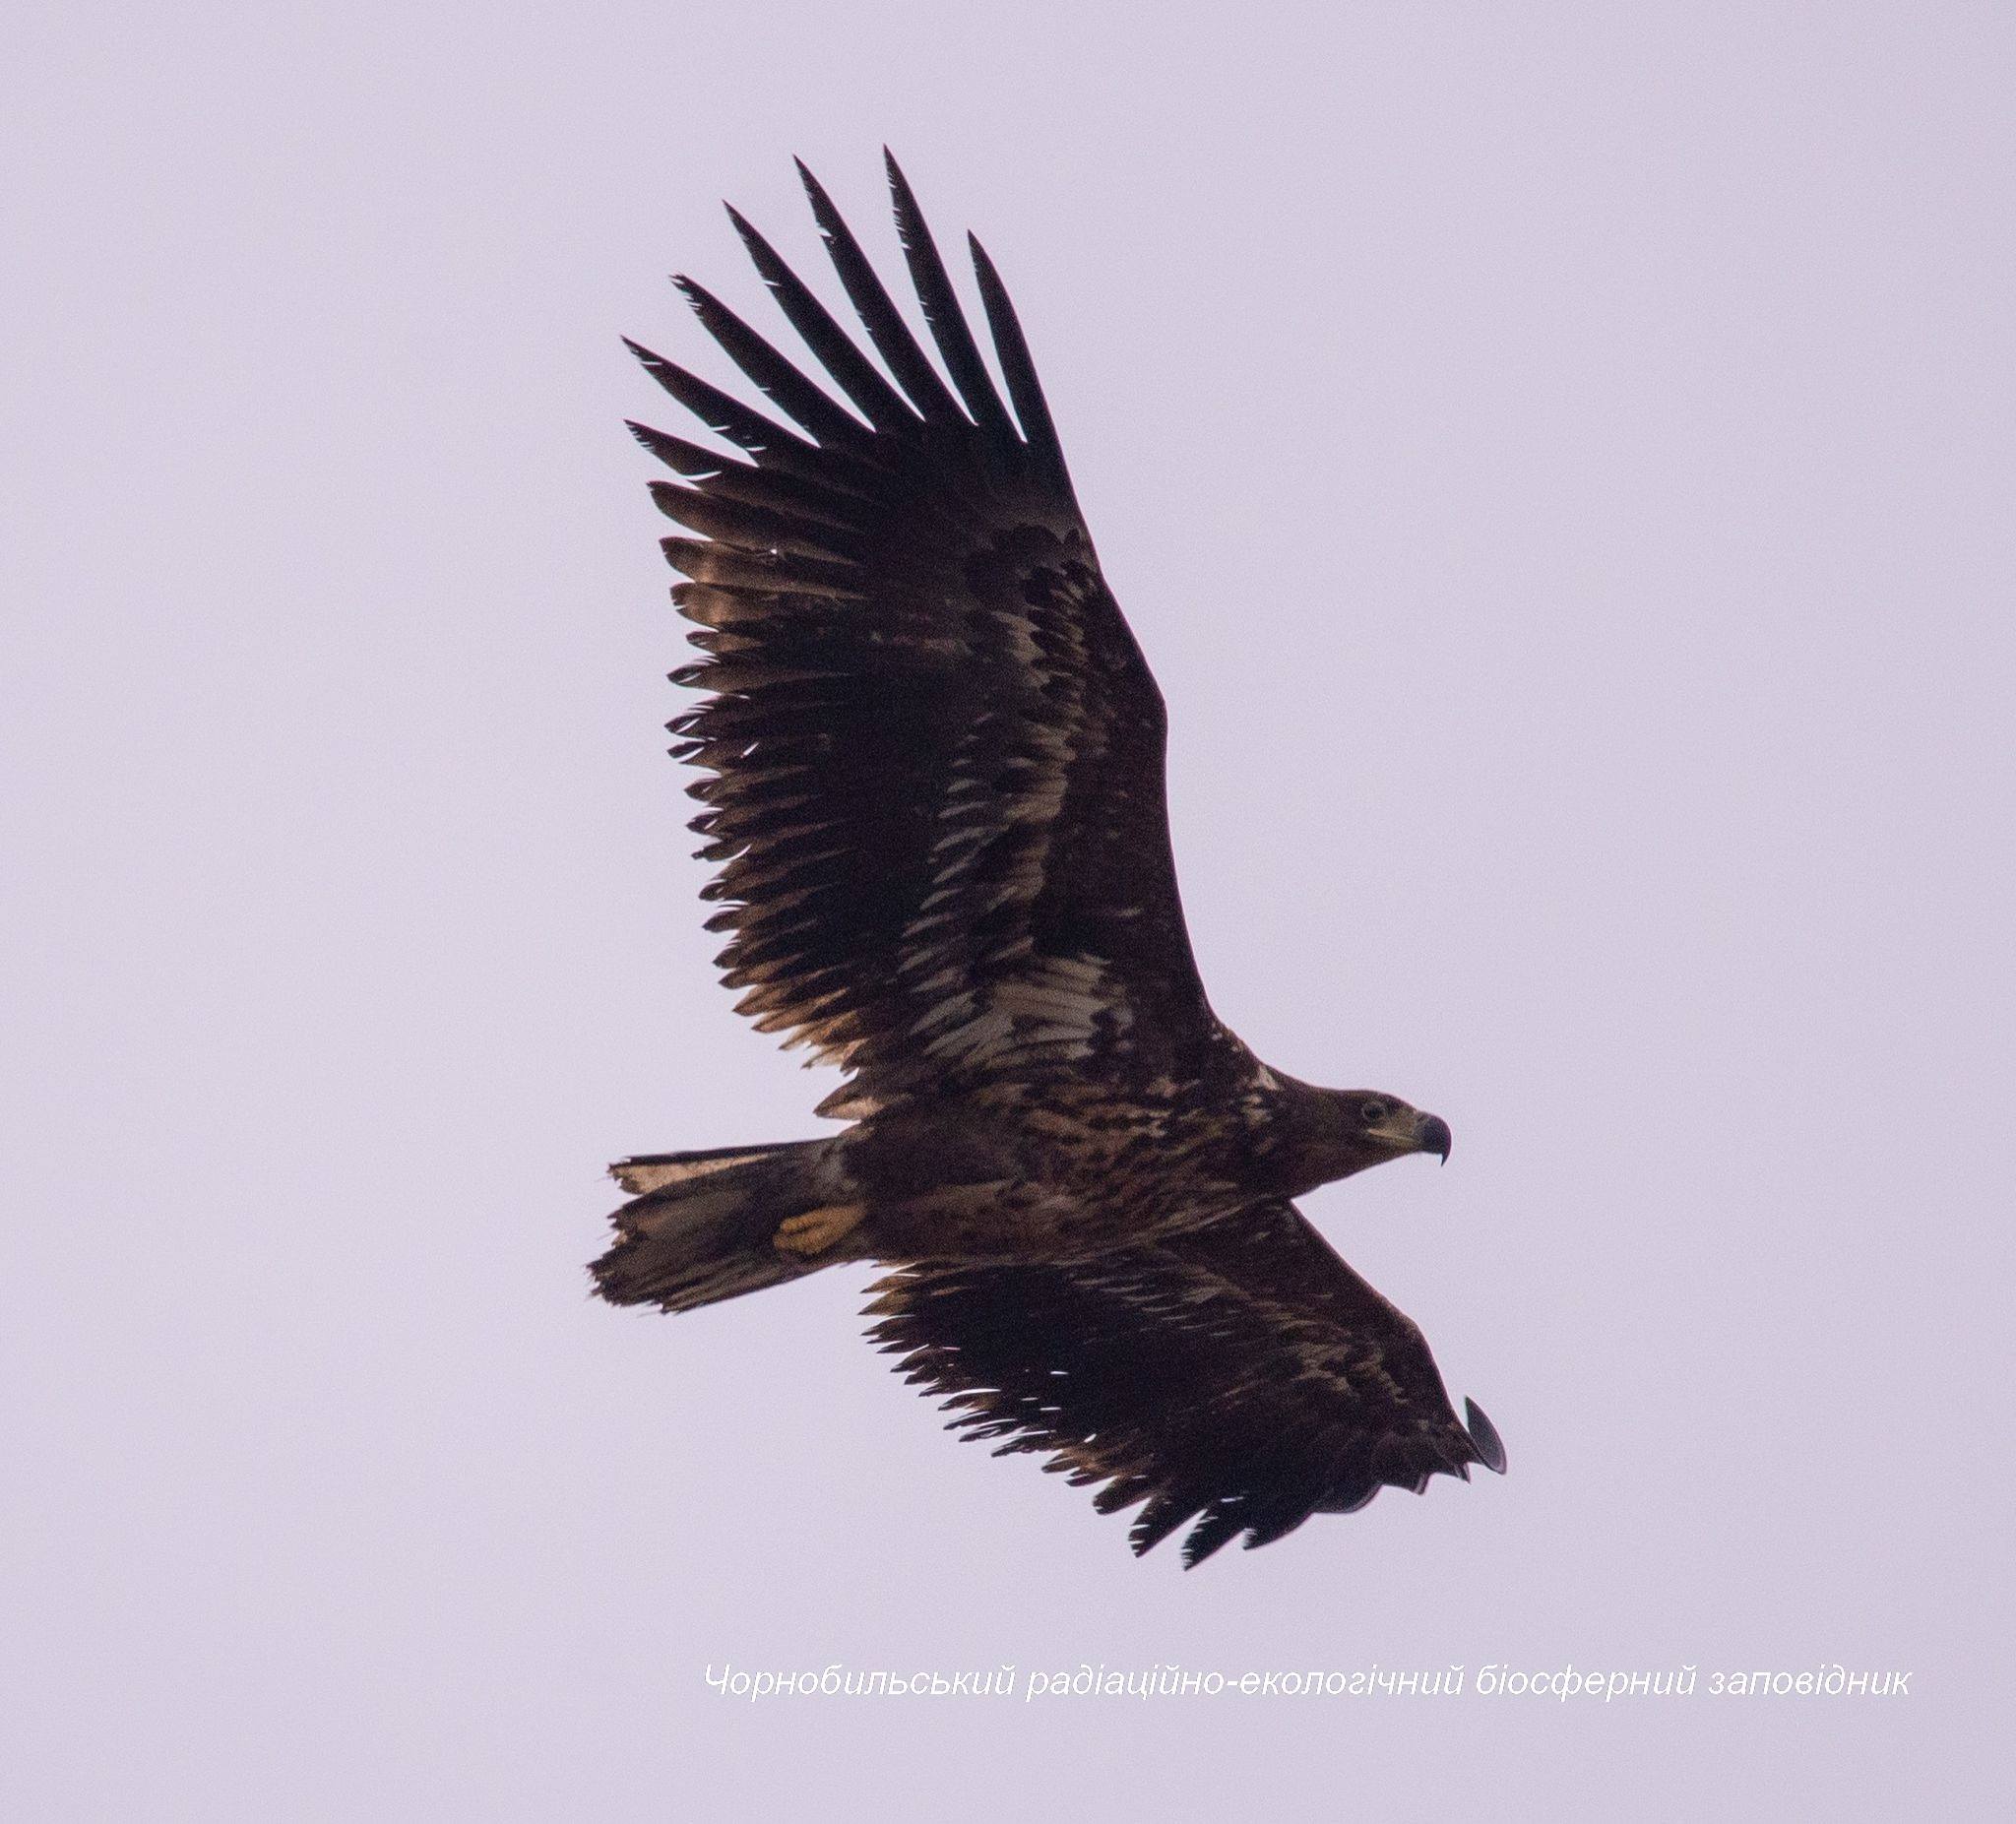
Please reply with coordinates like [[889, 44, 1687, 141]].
[[5, 2, 2011, 1816]]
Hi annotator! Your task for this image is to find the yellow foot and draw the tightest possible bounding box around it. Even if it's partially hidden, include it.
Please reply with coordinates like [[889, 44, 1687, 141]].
[[773, 1203, 866, 1257]]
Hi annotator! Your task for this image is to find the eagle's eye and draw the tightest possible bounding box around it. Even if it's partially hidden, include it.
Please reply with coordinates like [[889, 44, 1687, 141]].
[[1359, 1099, 1389, 1123]]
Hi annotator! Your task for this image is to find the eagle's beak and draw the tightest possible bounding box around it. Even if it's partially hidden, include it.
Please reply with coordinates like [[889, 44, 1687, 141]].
[[1363, 1106, 1453, 1163]]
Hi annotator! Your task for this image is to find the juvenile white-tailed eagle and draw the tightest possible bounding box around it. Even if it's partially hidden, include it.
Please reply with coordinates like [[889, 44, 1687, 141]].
[[594, 156, 1504, 1566]]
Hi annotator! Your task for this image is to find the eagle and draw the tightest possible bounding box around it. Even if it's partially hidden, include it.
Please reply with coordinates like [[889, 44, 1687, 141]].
[[593, 155, 1504, 1566]]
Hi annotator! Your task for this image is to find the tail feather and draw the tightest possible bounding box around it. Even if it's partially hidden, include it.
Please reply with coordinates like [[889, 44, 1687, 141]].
[[592, 1139, 836, 1313], [611, 1144, 789, 1196]]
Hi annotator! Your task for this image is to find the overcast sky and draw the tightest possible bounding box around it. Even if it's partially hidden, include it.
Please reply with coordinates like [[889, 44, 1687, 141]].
[[5, 2, 2011, 1816]]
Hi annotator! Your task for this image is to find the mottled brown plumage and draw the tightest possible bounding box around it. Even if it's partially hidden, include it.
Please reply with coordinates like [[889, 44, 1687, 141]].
[[593, 156, 1503, 1564]]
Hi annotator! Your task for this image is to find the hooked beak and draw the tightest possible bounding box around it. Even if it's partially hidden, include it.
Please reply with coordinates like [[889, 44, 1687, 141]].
[[1364, 1106, 1453, 1164]]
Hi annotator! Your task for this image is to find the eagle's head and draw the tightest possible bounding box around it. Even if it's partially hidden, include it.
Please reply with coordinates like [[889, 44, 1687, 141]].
[[1281, 1088, 1451, 1194]]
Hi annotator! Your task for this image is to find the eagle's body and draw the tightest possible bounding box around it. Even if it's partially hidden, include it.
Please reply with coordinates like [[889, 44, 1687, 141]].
[[595, 157, 1504, 1565], [627, 1061, 1414, 1263]]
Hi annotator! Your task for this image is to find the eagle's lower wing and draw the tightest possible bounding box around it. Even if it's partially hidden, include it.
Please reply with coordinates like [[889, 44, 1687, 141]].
[[863, 1201, 1505, 1566], [628, 157, 1219, 1117]]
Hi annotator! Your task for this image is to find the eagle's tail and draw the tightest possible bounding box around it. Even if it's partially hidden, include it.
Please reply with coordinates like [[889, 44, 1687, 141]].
[[590, 1139, 846, 1313]]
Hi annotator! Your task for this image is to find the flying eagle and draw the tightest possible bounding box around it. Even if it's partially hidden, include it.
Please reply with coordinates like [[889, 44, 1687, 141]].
[[594, 156, 1504, 1566]]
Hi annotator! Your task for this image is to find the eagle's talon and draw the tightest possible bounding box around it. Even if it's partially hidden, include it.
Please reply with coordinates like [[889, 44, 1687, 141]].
[[774, 1203, 865, 1257]]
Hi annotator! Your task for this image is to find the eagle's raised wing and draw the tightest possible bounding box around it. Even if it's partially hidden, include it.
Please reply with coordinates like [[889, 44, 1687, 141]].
[[628, 157, 1219, 1118], [863, 1201, 1505, 1566]]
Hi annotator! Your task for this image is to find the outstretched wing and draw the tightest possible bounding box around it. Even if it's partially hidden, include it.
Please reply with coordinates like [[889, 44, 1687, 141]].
[[863, 1201, 1505, 1566], [628, 157, 1221, 1118]]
